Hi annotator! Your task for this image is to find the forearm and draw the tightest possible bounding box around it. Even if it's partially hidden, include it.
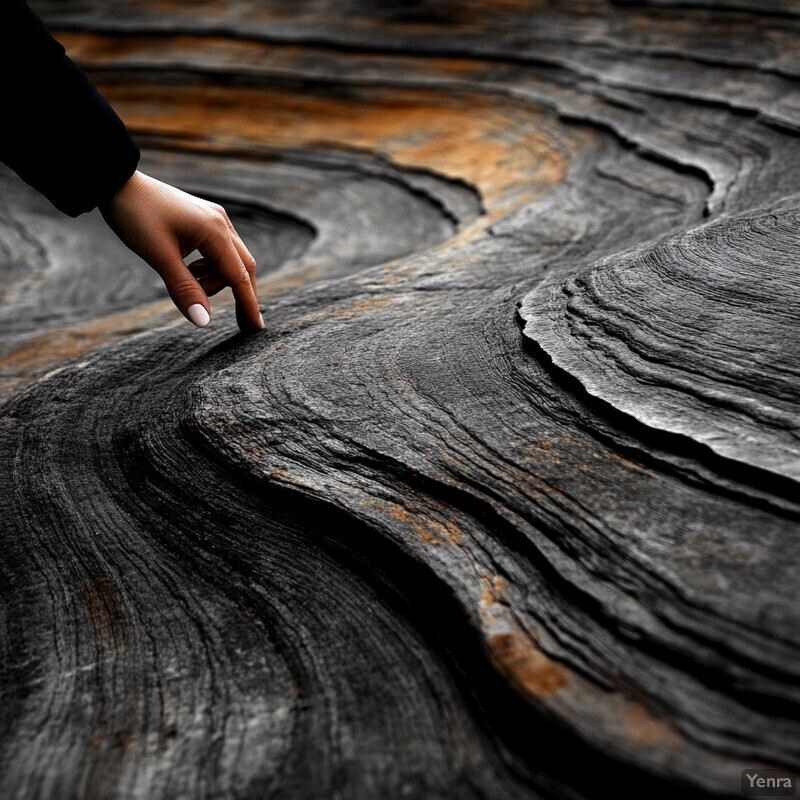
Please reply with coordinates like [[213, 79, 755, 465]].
[[0, 0, 140, 217]]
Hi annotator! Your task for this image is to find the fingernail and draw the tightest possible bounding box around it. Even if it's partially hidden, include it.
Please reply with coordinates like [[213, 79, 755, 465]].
[[258, 312, 265, 329], [188, 304, 210, 328]]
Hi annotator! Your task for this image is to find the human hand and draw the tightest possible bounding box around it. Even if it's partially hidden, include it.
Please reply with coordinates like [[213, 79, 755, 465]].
[[100, 170, 264, 332]]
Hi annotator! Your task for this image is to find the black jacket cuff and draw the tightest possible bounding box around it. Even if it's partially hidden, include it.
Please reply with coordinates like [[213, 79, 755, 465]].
[[0, 0, 141, 217]]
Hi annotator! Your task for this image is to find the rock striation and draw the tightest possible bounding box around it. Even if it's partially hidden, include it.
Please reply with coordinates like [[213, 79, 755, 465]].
[[0, 1, 798, 798]]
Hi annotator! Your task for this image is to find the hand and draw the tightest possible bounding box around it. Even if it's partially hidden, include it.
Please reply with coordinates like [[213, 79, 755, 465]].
[[100, 170, 264, 333]]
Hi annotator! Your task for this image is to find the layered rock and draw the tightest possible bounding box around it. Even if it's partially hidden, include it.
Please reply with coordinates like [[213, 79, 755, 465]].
[[1, 2, 798, 797]]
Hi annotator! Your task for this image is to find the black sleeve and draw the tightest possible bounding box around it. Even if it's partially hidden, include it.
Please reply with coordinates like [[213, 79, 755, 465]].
[[0, 0, 140, 217]]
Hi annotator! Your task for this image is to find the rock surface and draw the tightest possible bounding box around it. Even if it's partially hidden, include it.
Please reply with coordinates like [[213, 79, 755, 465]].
[[0, 1, 798, 798]]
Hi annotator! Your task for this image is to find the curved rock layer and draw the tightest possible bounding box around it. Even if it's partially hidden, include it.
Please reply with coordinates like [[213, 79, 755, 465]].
[[1, 1, 798, 798]]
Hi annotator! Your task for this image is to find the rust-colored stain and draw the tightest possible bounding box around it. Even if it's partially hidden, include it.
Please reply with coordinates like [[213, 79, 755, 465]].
[[0, 264, 318, 399], [0, 301, 177, 399], [478, 574, 567, 700], [416, 525, 440, 545], [623, 701, 677, 744], [331, 296, 398, 318], [519, 433, 664, 485], [0, 303, 170, 369], [479, 572, 509, 607], [619, 698, 685, 751], [82, 570, 128, 653], [86, 76, 566, 216], [361, 498, 464, 547], [58, 32, 487, 81], [487, 631, 568, 698], [88, 719, 138, 786]]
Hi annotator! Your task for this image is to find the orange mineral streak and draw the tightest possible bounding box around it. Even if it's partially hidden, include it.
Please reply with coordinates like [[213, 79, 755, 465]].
[[487, 630, 568, 699], [58, 32, 486, 82], [330, 296, 398, 318], [81, 569, 129, 654], [621, 700, 685, 750], [90, 78, 566, 217], [478, 574, 568, 700], [0, 302, 173, 398], [357, 498, 463, 547], [0, 258, 331, 398]]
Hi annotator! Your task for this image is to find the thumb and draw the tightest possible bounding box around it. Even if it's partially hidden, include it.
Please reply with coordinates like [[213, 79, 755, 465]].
[[154, 256, 211, 328]]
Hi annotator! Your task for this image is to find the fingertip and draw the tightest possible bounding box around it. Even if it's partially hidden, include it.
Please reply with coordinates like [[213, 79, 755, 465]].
[[187, 303, 211, 328]]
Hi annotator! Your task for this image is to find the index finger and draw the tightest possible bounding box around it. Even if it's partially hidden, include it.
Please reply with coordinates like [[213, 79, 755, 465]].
[[222, 214, 259, 301], [200, 232, 264, 333]]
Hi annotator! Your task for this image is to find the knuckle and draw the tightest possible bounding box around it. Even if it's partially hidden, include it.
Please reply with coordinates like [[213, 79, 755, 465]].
[[205, 207, 227, 227], [232, 270, 251, 288], [168, 275, 199, 299], [244, 254, 257, 274]]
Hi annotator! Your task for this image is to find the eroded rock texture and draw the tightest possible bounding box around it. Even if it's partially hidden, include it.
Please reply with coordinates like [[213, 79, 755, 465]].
[[1, 1, 798, 798]]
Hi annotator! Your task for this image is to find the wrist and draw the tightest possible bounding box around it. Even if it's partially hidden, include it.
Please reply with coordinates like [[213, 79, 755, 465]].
[[100, 169, 146, 215]]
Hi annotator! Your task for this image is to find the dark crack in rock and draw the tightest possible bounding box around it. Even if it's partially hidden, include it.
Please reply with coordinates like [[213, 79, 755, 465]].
[[519, 206, 800, 482]]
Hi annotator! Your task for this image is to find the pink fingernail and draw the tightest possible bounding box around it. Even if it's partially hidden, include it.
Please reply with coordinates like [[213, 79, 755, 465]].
[[188, 304, 210, 327]]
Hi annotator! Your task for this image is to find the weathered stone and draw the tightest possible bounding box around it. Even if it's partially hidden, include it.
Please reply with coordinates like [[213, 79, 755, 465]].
[[1, 2, 797, 798]]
